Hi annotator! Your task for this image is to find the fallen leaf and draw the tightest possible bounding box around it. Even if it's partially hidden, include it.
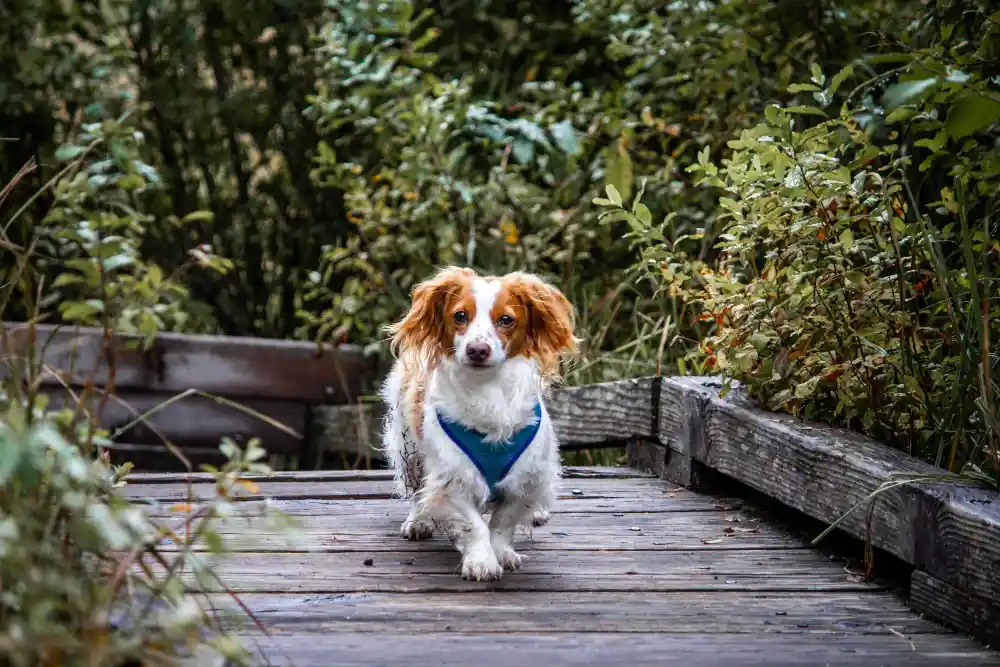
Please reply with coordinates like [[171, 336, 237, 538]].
[[701, 538, 724, 545]]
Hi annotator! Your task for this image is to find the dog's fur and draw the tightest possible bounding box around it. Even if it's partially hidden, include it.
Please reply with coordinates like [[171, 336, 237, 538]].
[[379, 266, 577, 581]]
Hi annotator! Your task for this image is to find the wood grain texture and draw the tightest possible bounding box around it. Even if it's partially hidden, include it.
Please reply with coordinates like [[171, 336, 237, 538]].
[[218, 590, 941, 634], [121, 475, 670, 502], [125, 466, 652, 484], [547, 377, 657, 446], [140, 493, 743, 518], [310, 402, 384, 461], [236, 633, 1000, 667], [133, 468, 999, 665], [910, 570, 1000, 646], [0, 321, 378, 403], [43, 388, 307, 454], [912, 485, 1000, 608], [179, 549, 875, 593], [156, 509, 804, 553], [307, 378, 659, 460], [665, 375, 1000, 637]]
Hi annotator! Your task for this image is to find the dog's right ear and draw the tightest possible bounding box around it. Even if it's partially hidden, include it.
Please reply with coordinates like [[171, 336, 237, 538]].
[[387, 266, 475, 360]]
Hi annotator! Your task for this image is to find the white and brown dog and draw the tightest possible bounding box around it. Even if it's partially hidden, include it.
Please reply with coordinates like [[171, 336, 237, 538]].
[[379, 266, 577, 581]]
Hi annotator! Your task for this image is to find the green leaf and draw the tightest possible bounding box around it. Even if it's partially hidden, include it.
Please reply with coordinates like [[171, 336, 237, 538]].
[[945, 93, 1000, 139], [60, 300, 102, 321], [182, 210, 215, 224], [511, 139, 534, 164], [605, 184, 623, 207], [54, 145, 85, 162], [606, 145, 633, 202], [885, 107, 917, 124], [839, 228, 854, 249], [787, 83, 821, 93], [882, 78, 937, 109], [634, 203, 652, 226], [51, 273, 84, 288], [102, 253, 135, 271], [785, 105, 827, 117], [550, 119, 580, 155], [828, 64, 854, 95], [810, 63, 825, 86]]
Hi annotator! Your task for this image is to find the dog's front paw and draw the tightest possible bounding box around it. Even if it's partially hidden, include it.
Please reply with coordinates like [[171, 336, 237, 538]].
[[531, 509, 551, 527], [461, 547, 503, 582], [494, 544, 523, 571], [400, 517, 434, 540]]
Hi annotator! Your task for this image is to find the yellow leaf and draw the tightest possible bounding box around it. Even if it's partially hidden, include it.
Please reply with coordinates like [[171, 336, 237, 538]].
[[499, 220, 519, 245], [239, 479, 260, 494], [170, 503, 194, 513]]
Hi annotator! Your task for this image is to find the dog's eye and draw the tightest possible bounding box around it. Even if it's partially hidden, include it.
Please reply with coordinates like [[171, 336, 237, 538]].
[[452, 310, 468, 325], [497, 314, 515, 328]]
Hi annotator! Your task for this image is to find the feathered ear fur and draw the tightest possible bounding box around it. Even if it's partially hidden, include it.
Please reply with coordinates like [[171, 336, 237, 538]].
[[506, 272, 578, 380], [387, 266, 476, 362]]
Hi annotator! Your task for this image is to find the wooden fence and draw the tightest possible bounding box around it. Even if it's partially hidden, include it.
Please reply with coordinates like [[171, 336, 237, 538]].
[[0, 322, 383, 469]]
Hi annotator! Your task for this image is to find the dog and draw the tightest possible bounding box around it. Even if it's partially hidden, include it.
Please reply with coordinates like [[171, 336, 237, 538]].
[[379, 266, 577, 581]]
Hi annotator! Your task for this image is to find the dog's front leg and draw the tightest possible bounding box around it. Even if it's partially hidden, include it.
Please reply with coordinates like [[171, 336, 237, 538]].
[[489, 497, 534, 571], [422, 485, 503, 581]]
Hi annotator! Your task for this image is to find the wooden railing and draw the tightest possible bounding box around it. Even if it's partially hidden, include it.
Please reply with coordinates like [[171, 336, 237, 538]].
[[0, 322, 382, 469]]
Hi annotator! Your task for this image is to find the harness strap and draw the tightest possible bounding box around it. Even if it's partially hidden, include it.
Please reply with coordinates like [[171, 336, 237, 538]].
[[436, 403, 543, 499]]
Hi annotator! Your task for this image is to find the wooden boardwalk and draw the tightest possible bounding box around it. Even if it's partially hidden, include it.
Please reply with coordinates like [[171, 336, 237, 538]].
[[123, 467, 1000, 667]]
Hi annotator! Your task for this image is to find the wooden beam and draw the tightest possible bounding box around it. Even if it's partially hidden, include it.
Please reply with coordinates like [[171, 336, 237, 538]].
[[910, 570, 1000, 645], [656, 375, 1000, 646], [310, 377, 661, 462], [42, 387, 307, 454], [0, 321, 378, 403]]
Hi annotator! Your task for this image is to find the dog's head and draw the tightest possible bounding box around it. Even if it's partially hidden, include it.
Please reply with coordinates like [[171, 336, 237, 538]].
[[387, 266, 577, 379]]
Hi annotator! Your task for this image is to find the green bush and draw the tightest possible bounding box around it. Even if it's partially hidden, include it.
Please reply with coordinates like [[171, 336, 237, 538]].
[[1, 107, 284, 664], [613, 0, 1000, 485]]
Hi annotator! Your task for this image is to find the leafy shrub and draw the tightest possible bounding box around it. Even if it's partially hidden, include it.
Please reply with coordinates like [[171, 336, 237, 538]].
[[1, 107, 283, 664], [612, 1, 1000, 484]]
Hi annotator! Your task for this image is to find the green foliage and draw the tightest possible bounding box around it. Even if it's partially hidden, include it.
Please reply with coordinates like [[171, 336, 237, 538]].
[[301, 0, 660, 380], [0, 413, 271, 666], [15, 111, 230, 339], [617, 1, 1000, 484], [1, 99, 282, 663]]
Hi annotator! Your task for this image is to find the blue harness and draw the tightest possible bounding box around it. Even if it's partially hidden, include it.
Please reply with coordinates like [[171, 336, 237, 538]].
[[436, 403, 543, 501]]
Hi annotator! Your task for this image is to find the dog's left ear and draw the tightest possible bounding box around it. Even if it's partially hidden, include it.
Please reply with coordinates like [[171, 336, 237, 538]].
[[508, 273, 578, 377]]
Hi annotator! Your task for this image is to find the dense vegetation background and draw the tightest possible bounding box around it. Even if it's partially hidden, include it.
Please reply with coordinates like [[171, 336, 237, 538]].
[[1, 1, 999, 662], [2, 0, 998, 479]]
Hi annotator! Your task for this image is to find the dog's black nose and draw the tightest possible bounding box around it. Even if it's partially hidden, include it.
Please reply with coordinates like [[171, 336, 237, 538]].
[[466, 342, 491, 364]]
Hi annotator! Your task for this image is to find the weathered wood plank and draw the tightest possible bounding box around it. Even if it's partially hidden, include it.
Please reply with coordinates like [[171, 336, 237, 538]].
[[121, 475, 670, 502], [658, 375, 1000, 642], [910, 570, 1000, 646], [232, 633, 1000, 667], [701, 391, 935, 563], [215, 591, 941, 635], [913, 485, 1000, 611], [155, 509, 805, 552], [0, 321, 378, 403], [308, 378, 660, 460], [547, 377, 657, 445], [177, 549, 874, 593], [124, 465, 652, 484], [140, 493, 743, 518], [105, 442, 228, 471], [43, 388, 307, 453]]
